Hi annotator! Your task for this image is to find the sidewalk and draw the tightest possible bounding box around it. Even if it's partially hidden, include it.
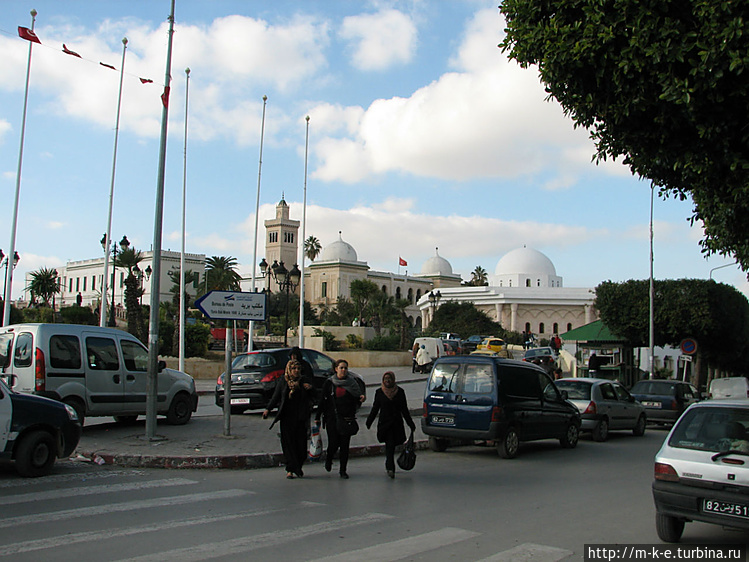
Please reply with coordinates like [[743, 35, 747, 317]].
[[75, 366, 429, 470]]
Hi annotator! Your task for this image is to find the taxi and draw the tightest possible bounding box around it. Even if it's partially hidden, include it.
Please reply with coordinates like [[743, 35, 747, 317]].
[[477, 337, 511, 358]]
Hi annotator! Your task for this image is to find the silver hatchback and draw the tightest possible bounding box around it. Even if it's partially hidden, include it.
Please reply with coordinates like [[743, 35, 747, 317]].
[[653, 399, 749, 542], [555, 378, 647, 441]]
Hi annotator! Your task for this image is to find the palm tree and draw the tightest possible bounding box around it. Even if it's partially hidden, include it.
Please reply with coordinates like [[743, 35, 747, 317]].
[[203, 256, 242, 292], [114, 248, 146, 341], [304, 236, 322, 262], [470, 266, 488, 286], [27, 267, 61, 307]]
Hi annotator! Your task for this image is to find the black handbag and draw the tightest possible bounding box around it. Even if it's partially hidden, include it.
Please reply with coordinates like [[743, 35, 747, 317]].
[[397, 430, 416, 471], [336, 415, 359, 436]]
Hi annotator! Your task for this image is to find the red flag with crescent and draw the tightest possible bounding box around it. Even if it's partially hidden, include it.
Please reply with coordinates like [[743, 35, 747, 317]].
[[399, 257, 407, 266], [18, 26, 41, 44]]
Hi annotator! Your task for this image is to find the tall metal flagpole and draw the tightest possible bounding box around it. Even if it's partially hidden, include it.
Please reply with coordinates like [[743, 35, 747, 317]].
[[248, 95, 267, 353], [4, 9, 37, 326], [649, 182, 655, 379], [100, 37, 128, 328], [146, 0, 176, 440], [298, 116, 310, 348], [179, 68, 190, 373]]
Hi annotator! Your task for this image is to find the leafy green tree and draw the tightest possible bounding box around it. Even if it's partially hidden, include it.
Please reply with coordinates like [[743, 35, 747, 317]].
[[304, 236, 322, 262], [500, 0, 749, 270], [595, 279, 749, 374], [427, 301, 505, 341], [319, 297, 357, 326], [114, 248, 146, 341], [350, 279, 380, 323], [60, 305, 98, 325], [26, 267, 60, 307]]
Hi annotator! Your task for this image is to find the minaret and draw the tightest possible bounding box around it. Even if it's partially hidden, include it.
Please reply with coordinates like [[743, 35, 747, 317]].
[[264, 194, 300, 270]]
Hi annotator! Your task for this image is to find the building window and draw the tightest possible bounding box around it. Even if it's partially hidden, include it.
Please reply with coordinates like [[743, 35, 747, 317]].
[[567, 323, 572, 332], [395, 286, 401, 299], [509, 280, 512, 287], [269, 232, 277, 243], [76, 278, 80, 291], [525, 322, 531, 333], [92, 276, 96, 291], [537, 279, 541, 287], [416, 289, 421, 301], [553, 323, 559, 334], [525, 279, 531, 287], [408, 288, 413, 303], [69, 278, 73, 292], [283, 232, 295, 244], [539, 323, 545, 334], [381, 285, 387, 294], [120, 272, 125, 288], [83, 277, 87, 291], [321, 281, 327, 298], [499, 280, 503, 287]]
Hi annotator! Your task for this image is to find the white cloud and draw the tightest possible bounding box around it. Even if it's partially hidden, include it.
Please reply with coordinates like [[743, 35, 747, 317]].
[[0, 119, 10, 143], [339, 9, 417, 71]]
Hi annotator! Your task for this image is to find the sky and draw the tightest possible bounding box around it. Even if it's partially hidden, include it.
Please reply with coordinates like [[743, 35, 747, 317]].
[[0, 0, 746, 302]]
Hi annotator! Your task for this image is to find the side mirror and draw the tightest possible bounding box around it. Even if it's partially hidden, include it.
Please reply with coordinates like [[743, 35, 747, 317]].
[[560, 390, 569, 400], [158, 360, 166, 373]]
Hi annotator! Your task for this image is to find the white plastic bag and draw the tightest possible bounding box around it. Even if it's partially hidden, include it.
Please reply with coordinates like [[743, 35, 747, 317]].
[[308, 422, 322, 460]]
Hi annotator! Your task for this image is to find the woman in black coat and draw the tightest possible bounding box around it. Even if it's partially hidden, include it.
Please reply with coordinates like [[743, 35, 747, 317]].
[[263, 359, 314, 479], [315, 359, 365, 479], [366, 371, 415, 478]]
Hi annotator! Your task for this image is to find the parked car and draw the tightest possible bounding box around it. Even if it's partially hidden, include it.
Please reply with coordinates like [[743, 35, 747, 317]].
[[215, 347, 361, 413], [422, 356, 581, 458], [440, 332, 461, 341], [461, 335, 491, 354], [653, 399, 749, 542], [477, 337, 511, 358], [469, 349, 500, 358], [708, 376, 749, 399], [0, 323, 198, 426], [630, 379, 700, 425], [442, 339, 463, 356], [412, 337, 445, 373], [0, 377, 81, 477], [522, 346, 557, 374], [555, 378, 647, 441]]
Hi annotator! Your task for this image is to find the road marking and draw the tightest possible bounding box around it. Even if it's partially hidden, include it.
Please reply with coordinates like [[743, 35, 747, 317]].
[[0, 501, 321, 556], [309, 527, 480, 561], [0, 468, 146, 488], [117, 513, 394, 562], [476, 543, 574, 561], [0, 489, 251, 529], [0, 477, 196, 505]]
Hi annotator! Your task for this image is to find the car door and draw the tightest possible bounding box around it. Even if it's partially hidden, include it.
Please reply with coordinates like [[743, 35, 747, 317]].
[[455, 362, 496, 431], [424, 361, 463, 429], [597, 382, 623, 428], [83, 333, 123, 415], [498, 365, 544, 439], [120, 337, 150, 414], [0, 380, 11, 452], [612, 383, 640, 429], [539, 371, 571, 438]]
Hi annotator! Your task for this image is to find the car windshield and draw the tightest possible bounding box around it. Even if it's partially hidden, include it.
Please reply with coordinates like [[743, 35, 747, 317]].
[[555, 380, 591, 400], [668, 406, 749, 454], [525, 348, 551, 358], [232, 353, 276, 369], [631, 380, 678, 395], [428, 363, 462, 393]]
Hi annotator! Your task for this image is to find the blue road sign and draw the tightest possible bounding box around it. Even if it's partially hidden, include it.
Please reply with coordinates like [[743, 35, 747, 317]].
[[194, 291, 268, 321]]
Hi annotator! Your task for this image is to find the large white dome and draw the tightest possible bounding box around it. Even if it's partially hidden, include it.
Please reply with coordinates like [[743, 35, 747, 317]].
[[495, 247, 557, 277], [319, 232, 358, 262], [421, 248, 453, 276]]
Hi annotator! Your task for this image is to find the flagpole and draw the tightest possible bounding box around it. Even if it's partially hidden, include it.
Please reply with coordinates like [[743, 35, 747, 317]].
[[4, 9, 37, 326], [179, 67, 190, 372], [100, 37, 128, 328], [248, 95, 267, 353], [299, 115, 310, 348], [146, 0, 176, 441]]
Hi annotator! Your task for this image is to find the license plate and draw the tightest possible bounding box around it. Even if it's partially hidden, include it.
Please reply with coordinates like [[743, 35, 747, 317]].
[[703, 499, 749, 519], [431, 414, 455, 426], [643, 401, 660, 407], [230, 398, 251, 405]]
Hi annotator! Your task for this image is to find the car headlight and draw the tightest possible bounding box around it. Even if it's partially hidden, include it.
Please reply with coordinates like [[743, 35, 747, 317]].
[[64, 403, 79, 421]]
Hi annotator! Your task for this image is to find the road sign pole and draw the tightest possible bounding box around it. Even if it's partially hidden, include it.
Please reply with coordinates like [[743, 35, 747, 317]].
[[223, 329, 233, 436]]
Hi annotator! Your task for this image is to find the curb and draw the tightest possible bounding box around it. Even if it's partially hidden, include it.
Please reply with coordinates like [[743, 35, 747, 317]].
[[76, 439, 430, 470]]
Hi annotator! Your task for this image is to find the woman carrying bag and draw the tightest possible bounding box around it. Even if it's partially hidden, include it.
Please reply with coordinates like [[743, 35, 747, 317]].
[[366, 371, 415, 479], [316, 359, 365, 479]]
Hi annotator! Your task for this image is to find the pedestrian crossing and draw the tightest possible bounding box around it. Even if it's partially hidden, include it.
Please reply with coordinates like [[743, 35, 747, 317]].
[[0, 467, 574, 561]]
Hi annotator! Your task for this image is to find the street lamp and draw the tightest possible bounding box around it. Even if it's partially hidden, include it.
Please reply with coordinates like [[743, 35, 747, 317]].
[[259, 258, 301, 346], [428, 289, 441, 326], [101, 234, 129, 327], [52, 269, 58, 319], [134, 263, 152, 305], [0, 250, 20, 313]]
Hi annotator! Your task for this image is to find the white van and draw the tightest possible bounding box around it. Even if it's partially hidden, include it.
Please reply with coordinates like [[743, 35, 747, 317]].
[[413, 337, 445, 373], [708, 376, 749, 399], [0, 324, 198, 425]]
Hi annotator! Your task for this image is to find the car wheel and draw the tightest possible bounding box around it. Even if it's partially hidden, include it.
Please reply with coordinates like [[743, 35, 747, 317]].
[[166, 393, 193, 425], [113, 415, 139, 424], [428, 437, 448, 452], [497, 427, 519, 459], [15, 430, 57, 477], [633, 415, 647, 437], [230, 406, 247, 415], [592, 418, 609, 442], [656, 512, 685, 543], [560, 422, 580, 449], [63, 397, 85, 426]]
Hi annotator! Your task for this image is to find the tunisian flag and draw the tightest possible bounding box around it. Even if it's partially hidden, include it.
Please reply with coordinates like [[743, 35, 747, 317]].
[[18, 26, 41, 44], [399, 257, 407, 266]]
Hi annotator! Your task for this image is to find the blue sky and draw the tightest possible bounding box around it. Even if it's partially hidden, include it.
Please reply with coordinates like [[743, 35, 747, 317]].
[[0, 0, 745, 301]]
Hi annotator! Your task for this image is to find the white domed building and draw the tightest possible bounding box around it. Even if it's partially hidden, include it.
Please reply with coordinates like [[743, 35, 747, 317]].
[[417, 246, 596, 337]]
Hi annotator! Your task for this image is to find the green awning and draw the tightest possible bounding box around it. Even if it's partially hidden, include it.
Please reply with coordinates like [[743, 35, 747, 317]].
[[560, 319, 625, 343]]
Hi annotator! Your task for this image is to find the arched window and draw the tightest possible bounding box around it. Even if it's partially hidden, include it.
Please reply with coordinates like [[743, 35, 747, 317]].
[[525, 278, 531, 287], [395, 287, 401, 299], [553, 323, 559, 334], [567, 323, 572, 332], [525, 322, 531, 333], [416, 289, 422, 301], [407, 288, 413, 303], [381, 285, 387, 294], [537, 279, 541, 287], [539, 323, 545, 334]]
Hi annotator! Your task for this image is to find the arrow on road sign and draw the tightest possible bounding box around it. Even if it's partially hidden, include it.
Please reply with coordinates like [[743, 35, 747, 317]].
[[194, 290, 268, 321]]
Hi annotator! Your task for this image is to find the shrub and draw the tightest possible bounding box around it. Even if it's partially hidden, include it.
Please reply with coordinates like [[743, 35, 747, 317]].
[[345, 334, 364, 349], [313, 328, 340, 351], [60, 306, 98, 325], [364, 334, 399, 351]]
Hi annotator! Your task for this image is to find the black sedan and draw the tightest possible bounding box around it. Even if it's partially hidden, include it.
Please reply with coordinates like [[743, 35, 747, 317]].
[[0, 377, 82, 477], [630, 379, 700, 425], [522, 346, 557, 373], [215, 348, 353, 413]]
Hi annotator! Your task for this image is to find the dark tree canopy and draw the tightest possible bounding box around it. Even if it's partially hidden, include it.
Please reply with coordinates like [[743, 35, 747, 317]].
[[428, 301, 505, 340], [595, 279, 749, 372], [500, 1, 749, 270]]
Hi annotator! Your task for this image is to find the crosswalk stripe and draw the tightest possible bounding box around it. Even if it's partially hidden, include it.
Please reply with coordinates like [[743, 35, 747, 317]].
[[0, 468, 145, 489], [0, 489, 251, 529], [309, 527, 481, 561], [476, 542, 574, 561], [0, 477, 196, 506], [0, 501, 322, 556], [117, 513, 395, 562]]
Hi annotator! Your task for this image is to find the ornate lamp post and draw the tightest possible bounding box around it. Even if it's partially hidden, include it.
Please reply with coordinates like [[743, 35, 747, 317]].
[[259, 258, 301, 346], [101, 234, 129, 327], [0, 250, 20, 313], [428, 289, 441, 326]]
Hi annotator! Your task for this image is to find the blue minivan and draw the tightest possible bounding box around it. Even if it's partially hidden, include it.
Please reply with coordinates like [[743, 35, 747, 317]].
[[422, 356, 581, 458]]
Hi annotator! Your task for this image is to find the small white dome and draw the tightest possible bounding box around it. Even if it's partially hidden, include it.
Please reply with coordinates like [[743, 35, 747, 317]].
[[320, 232, 358, 262], [421, 248, 453, 276], [495, 247, 557, 277]]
